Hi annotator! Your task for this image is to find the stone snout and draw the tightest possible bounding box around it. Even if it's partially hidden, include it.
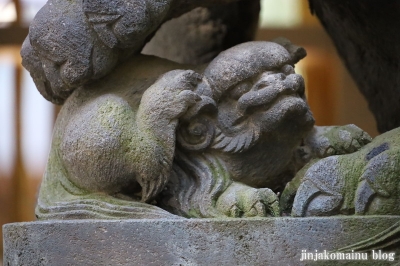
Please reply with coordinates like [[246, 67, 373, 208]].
[[181, 70, 315, 190]]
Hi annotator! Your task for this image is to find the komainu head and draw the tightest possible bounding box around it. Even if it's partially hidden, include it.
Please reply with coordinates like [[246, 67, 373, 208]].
[[162, 40, 315, 217]]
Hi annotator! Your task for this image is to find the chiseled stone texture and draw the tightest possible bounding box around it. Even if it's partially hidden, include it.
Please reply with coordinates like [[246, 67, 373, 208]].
[[4, 217, 400, 265], [142, 2, 260, 65]]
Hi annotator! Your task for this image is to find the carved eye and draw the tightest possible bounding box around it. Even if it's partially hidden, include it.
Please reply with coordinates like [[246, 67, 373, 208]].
[[177, 117, 215, 151]]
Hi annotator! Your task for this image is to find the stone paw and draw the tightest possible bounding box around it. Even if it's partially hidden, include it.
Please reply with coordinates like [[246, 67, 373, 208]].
[[140, 69, 202, 120], [306, 125, 372, 158], [216, 182, 280, 218], [329, 124, 372, 154]]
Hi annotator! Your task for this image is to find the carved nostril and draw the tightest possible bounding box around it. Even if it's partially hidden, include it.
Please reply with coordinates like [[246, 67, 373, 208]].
[[288, 74, 305, 96], [281, 64, 295, 75], [277, 73, 286, 80]]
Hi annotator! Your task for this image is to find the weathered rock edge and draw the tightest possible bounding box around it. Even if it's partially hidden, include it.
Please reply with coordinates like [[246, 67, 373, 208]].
[[3, 217, 400, 265]]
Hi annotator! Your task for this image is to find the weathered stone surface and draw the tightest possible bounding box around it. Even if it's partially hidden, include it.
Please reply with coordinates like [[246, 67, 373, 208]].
[[21, 0, 258, 105], [34, 40, 372, 220], [21, 0, 379, 221], [143, 1, 260, 65], [291, 127, 400, 217], [4, 217, 400, 265], [36, 41, 313, 220]]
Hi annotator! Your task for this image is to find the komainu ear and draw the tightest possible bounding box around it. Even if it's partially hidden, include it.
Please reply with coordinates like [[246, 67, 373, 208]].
[[177, 96, 217, 151], [272, 37, 306, 64], [83, 0, 172, 49], [84, 12, 121, 48]]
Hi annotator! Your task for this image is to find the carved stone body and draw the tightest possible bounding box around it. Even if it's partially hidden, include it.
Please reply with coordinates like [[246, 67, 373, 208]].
[[292, 127, 400, 217], [37, 56, 198, 219], [21, 0, 257, 104], [35, 40, 371, 219], [21, 0, 379, 220]]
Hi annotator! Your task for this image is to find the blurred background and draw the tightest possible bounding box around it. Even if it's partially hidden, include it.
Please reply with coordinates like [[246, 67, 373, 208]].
[[0, 0, 378, 260]]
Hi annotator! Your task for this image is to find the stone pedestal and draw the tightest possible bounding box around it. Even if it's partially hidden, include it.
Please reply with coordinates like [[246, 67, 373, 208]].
[[3, 217, 400, 265]]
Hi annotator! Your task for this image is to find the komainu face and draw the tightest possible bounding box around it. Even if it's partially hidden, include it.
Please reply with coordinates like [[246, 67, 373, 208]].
[[176, 41, 314, 191], [160, 40, 316, 218], [214, 67, 314, 189]]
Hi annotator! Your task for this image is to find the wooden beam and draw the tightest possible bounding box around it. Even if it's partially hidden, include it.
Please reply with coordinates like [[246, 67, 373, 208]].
[[0, 27, 29, 45], [12, 0, 22, 26], [11, 55, 30, 222]]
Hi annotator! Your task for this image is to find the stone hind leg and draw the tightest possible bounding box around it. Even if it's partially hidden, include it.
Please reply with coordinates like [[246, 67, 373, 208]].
[[36, 158, 179, 220], [292, 156, 346, 217], [292, 179, 343, 217]]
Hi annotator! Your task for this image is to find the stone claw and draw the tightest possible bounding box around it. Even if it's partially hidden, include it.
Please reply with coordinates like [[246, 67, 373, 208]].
[[216, 183, 280, 218], [177, 90, 202, 105], [174, 70, 202, 91], [139, 69, 203, 120]]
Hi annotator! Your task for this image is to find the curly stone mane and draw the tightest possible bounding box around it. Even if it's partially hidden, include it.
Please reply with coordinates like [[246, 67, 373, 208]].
[[158, 150, 233, 217]]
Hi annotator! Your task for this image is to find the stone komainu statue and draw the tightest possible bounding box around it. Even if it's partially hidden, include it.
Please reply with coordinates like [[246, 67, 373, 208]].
[[30, 37, 373, 220], [23, 0, 380, 220], [34, 39, 319, 219]]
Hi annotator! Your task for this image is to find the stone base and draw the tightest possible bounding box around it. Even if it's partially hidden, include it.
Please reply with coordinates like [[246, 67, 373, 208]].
[[3, 217, 400, 265]]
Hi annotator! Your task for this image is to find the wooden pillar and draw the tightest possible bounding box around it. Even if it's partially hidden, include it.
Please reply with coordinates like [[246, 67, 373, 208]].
[[11, 56, 31, 222]]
